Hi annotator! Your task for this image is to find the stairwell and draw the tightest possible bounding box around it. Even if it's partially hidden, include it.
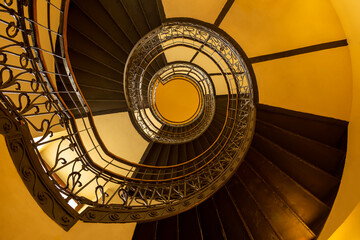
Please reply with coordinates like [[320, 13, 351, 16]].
[[133, 105, 347, 240], [62, 0, 348, 239]]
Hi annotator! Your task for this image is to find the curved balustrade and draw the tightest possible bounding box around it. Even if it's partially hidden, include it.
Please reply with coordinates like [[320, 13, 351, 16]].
[[0, 0, 255, 229]]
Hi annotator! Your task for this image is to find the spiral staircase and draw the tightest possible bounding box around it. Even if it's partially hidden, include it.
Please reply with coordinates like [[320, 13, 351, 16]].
[[0, 0, 351, 239]]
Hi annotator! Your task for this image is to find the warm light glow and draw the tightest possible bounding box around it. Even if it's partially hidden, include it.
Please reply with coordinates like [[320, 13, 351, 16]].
[[155, 77, 201, 124]]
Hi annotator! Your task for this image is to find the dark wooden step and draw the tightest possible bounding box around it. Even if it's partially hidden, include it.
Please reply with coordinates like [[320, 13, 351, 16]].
[[68, 4, 128, 63], [256, 104, 348, 149], [213, 188, 251, 240], [226, 175, 281, 240], [68, 27, 124, 74], [255, 119, 345, 175], [252, 133, 340, 202], [71, 67, 123, 91], [238, 163, 316, 240], [68, 49, 123, 83], [99, 0, 141, 45], [156, 216, 178, 240], [155, 144, 171, 166], [167, 144, 179, 166], [197, 198, 227, 240], [132, 221, 156, 240], [142, 143, 163, 166], [84, 100, 128, 116], [137, 0, 163, 29], [179, 208, 202, 240], [246, 147, 330, 230], [119, 0, 152, 37], [71, 0, 133, 53]]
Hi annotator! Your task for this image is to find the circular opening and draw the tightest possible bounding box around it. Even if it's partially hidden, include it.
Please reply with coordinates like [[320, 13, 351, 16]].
[[154, 76, 202, 124]]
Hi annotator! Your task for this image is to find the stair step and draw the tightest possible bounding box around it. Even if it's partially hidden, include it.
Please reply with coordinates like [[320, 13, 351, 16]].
[[167, 144, 179, 166], [238, 163, 316, 240], [144, 143, 163, 166], [252, 133, 339, 202], [68, 4, 128, 63], [256, 104, 348, 149], [256, 119, 345, 175], [99, 0, 141, 45], [178, 143, 188, 164], [83, 100, 128, 116], [155, 144, 171, 166], [197, 198, 227, 240], [246, 147, 330, 229], [68, 27, 124, 74], [70, 83, 124, 102], [132, 221, 156, 240], [226, 176, 281, 240], [179, 208, 202, 240], [186, 141, 196, 160], [156, 216, 178, 240], [193, 138, 204, 156], [213, 188, 251, 240], [120, 0, 152, 37], [71, 0, 133, 53], [68, 49, 122, 83], [138, 0, 163, 29]]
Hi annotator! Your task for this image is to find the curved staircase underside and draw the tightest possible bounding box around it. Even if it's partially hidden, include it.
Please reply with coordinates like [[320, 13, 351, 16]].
[[62, 0, 349, 239]]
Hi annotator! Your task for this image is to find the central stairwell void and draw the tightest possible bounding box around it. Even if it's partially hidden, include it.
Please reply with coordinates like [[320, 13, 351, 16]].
[[0, 0, 348, 239]]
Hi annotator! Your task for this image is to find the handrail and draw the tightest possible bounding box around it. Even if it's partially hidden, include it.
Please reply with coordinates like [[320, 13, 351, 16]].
[[0, 0, 256, 227]]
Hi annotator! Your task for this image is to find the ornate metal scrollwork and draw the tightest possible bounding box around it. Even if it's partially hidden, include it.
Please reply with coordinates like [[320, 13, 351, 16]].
[[0, 0, 256, 229]]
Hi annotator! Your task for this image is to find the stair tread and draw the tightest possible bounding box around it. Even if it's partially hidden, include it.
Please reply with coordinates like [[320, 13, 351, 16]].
[[246, 150, 330, 233], [256, 104, 348, 149], [246, 147, 331, 220], [252, 133, 339, 202], [156, 216, 178, 240], [179, 208, 202, 240], [132, 222, 156, 240], [99, 0, 141, 45], [226, 176, 281, 240], [68, 5, 128, 63], [238, 164, 316, 240], [71, 0, 133, 53], [197, 199, 227, 240], [214, 188, 251, 240], [67, 27, 124, 74], [68, 49, 123, 82], [256, 119, 345, 175], [120, 0, 151, 37]]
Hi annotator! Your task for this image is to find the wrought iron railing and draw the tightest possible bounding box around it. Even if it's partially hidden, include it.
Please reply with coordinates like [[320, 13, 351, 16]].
[[0, 0, 255, 230]]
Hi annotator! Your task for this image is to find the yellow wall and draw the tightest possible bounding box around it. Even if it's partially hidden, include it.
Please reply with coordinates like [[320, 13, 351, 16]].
[[92, 112, 150, 163], [0, 136, 136, 240], [162, 0, 226, 23], [221, 0, 352, 121], [252, 46, 352, 120], [220, 0, 346, 58], [318, 0, 360, 239], [328, 202, 360, 240]]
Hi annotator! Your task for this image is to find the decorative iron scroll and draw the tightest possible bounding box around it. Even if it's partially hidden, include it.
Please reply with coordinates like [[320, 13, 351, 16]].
[[0, 0, 256, 229]]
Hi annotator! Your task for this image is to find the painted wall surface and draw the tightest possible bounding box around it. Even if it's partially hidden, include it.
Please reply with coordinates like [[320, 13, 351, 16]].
[[252, 46, 352, 121], [162, 0, 227, 23], [328, 202, 360, 240], [92, 112, 150, 163], [220, 0, 346, 58], [221, 0, 352, 121], [0, 136, 136, 240], [318, 0, 360, 239]]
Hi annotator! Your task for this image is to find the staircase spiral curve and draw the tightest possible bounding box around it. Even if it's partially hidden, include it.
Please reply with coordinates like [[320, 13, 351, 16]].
[[0, 0, 348, 239]]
